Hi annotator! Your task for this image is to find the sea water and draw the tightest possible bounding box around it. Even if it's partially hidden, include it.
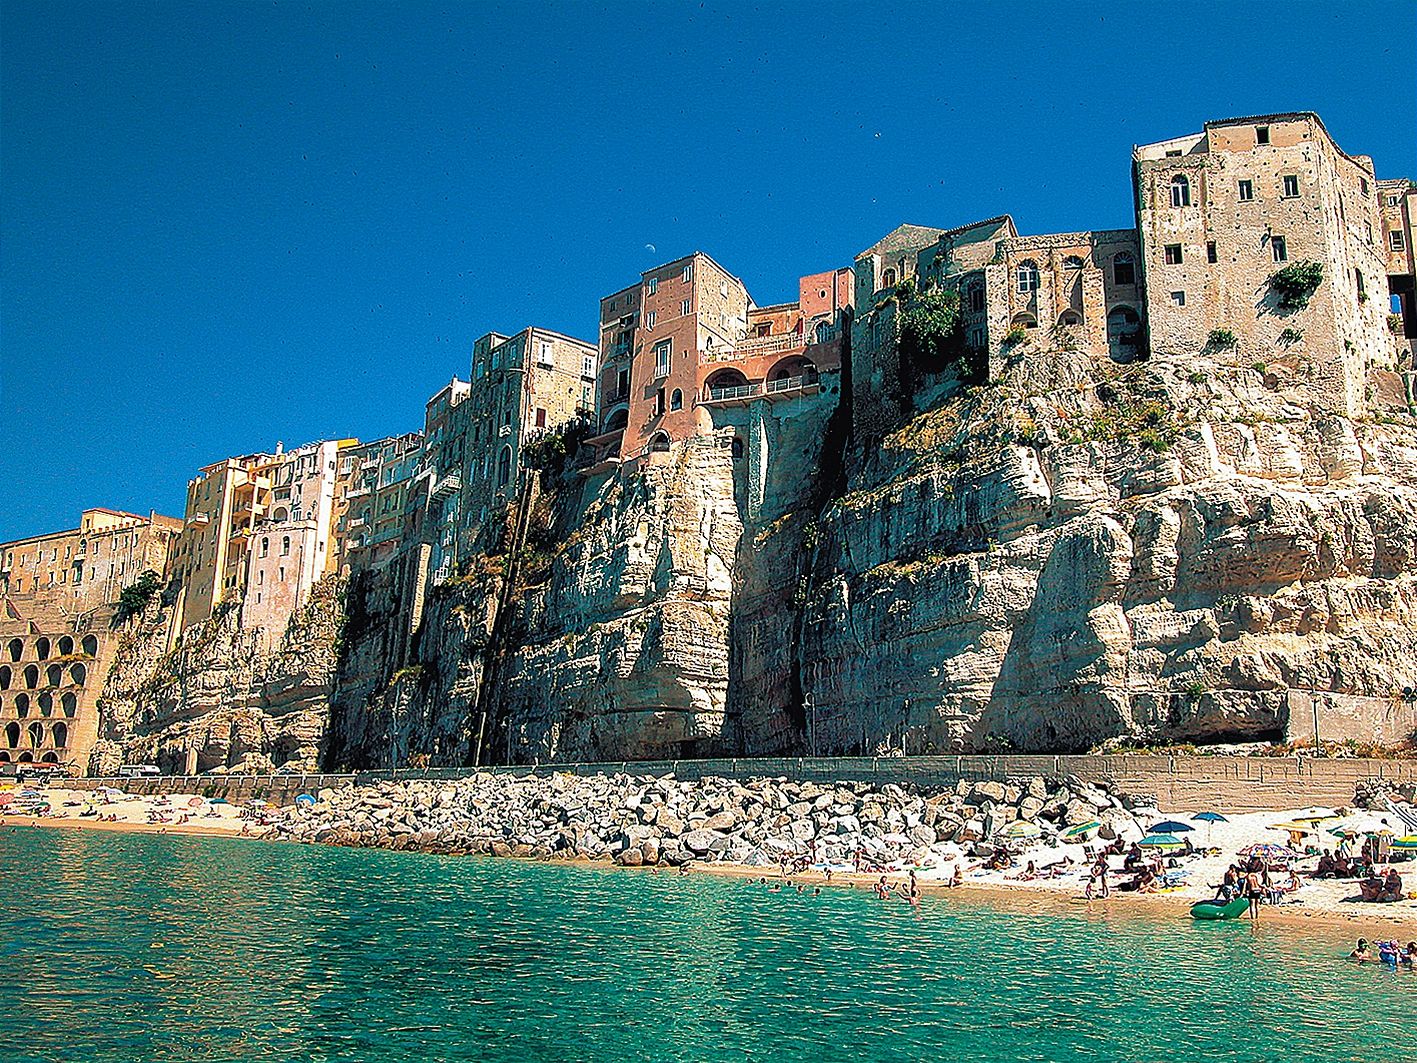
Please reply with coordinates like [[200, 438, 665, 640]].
[[1, 827, 1410, 1062]]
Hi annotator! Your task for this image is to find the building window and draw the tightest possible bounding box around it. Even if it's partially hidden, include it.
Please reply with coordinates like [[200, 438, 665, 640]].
[[646, 310, 657, 329], [616, 368, 629, 396], [881, 267, 897, 288], [1169, 174, 1190, 208], [1062, 255, 1084, 269], [1393, 231, 1407, 252], [1271, 235, 1288, 262], [1238, 180, 1254, 202], [968, 327, 985, 349], [537, 342, 553, 367], [655, 388, 666, 415], [1256, 125, 1270, 145], [1206, 241, 1217, 263], [1165, 150, 1181, 158], [968, 283, 985, 312], [670, 388, 683, 411], [582, 354, 596, 377], [281, 536, 291, 556], [1359, 177, 1369, 197], [1016, 260, 1040, 293], [1170, 291, 1186, 306], [260, 538, 269, 558], [1279, 174, 1300, 199], [680, 298, 691, 317], [1355, 269, 1365, 300], [535, 408, 547, 428], [654, 340, 671, 377], [682, 264, 692, 282], [647, 276, 658, 295], [1164, 244, 1183, 265], [1113, 253, 1136, 286]]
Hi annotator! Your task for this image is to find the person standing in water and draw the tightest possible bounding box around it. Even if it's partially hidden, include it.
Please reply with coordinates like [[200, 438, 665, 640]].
[[1245, 863, 1265, 920]]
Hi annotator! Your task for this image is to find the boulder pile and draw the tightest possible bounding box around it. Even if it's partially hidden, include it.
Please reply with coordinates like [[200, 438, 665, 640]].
[[269, 770, 1157, 868]]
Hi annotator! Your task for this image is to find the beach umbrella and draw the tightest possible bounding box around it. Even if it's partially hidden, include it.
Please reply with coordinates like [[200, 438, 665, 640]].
[[1289, 807, 1340, 822], [1139, 833, 1184, 849], [1062, 820, 1102, 840], [1193, 811, 1228, 845], [0, 793, 11, 807], [1326, 813, 1397, 838], [1148, 820, 1194, 834], [998, 820, 1041, 840], [294, 793, 316, 808], [187, 797, 205, 808], [1390, 836, 1417, 852]]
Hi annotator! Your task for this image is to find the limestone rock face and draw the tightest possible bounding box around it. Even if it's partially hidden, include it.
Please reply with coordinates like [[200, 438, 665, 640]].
[[91, 577, 345, 774], [799, 350, 1417, 753]]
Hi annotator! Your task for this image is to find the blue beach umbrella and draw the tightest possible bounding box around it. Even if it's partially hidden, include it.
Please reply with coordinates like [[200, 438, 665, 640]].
[[295, 794, 316, 808], [1149, 821, 1195, 834], [1139, 833, 1184, 849]]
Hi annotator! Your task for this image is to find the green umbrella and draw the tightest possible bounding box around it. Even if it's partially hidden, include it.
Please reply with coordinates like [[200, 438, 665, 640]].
[[1062, 820, 1102, 839], [1139, 833, 1184, 849]]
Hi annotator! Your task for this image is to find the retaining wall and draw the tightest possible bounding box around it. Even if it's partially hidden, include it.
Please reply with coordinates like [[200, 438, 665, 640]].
[[68, 756, 1417, 812]]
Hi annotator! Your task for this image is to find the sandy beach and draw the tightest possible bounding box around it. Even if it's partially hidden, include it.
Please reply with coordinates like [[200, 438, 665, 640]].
[[7, 782, 1416, 936]]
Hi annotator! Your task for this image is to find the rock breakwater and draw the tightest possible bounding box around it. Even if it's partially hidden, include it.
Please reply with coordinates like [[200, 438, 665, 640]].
[[269, 770, 1155, 868]]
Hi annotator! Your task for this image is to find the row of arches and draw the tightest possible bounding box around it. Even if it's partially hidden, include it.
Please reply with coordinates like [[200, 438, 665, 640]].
[[5, 634, 97, 662], [2, 720, 69, 750], [0, 751, 62, 764], [1, 692, 78, 718], [0, 663, 88, 691]]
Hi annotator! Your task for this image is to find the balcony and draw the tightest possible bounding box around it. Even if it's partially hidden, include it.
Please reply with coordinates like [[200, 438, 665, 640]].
[[765, 374, 820, 398], [701, 382, 761, 405], [652, 362, 670, 380], [703, 330, 805, 365], [431, 472, 462, 501]]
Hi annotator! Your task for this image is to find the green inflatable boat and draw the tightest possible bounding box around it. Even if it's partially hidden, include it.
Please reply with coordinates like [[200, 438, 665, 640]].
[[1190, 896, 1250, 920]]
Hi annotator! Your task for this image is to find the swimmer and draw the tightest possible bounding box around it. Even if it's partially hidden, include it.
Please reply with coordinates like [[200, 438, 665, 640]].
[[1349, 938, 1372, 962], [813, 887, 822, 897]]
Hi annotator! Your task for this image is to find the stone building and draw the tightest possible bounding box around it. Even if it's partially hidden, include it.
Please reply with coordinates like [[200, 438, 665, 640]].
[[454, 326, 597, 550], [1135, 112, 1394, 415], [1379, 178, 1416, 352], [342, 432, 425, 566], [405, 378, 470, 584], [0, 508, 180, 773]]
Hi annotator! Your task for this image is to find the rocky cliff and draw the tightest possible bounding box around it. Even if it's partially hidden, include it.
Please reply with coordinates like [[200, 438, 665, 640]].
[[91, 577, 344, 773]]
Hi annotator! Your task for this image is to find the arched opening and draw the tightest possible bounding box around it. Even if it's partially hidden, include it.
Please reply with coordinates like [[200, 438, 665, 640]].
[[647, 431, 671, 454], [52, 722, 68, 749], [70, 664, 87, 686], [81, 635, 98, 656], [281, 535, 291, 556], [15, 694, 29, 718], [1010, 312, 1038, 329], [1113, 252, 1136, 286], [27, 722, 43, 748], [604, 406, 629, 433], [260, 537, 270, 558], [669, 388, 683, 411], [61, 693, 77, 717], [57, 636, 74, 656], [35, 637, 50, 661], [38, 693, 53, 716], [46, 664, 63, 687], [1058, 310, 1083, 326], [497, 445, 513, 487], [0, 666, 10, 691], [41, 752, 59, 764], [814, 320, 833, 344], [1016, 260, 1040, 294], [0, 752, 9, 763], [1107, 305, 1142, 361], [3, 722, 19, 747], [704, 368, 751, 402], [767, 355, 818, 384], [730, 436, 744, 460], [272, 507, 289, 523], [23, 665, 38, 689], [1062, 255, 1085, 270], [6, 638, 22, 662], [881, 267, 897, 288], [1170, 174, 1191, 208], [18, 752, 33, 763]]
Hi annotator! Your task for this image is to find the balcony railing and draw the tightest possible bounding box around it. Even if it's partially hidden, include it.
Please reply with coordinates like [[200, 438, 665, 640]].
[[431, 472, 462, 501], [765, 374, 818, 395], [652, 362, 670, 379], [702, 382, 761, 404]]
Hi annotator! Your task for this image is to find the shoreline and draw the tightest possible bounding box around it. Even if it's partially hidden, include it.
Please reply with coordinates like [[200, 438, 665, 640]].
[[11, 812, 1416, 938]]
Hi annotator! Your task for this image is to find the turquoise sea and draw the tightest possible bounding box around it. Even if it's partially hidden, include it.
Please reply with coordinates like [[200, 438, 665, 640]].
[[1, 827, 1411, 1062]]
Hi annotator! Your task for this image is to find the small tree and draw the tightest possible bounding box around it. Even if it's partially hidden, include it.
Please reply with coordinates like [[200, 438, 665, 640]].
[[115, 570, 163, 622], [1270, 260, 1323, 309]]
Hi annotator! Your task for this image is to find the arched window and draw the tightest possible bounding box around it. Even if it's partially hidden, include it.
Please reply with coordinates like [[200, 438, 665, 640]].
[[40, 751, 58, 764], [7, 638, 22, 662], [3, 722, 19, 748], [38, 692, 53, 716], [1016, 260, 1040, 293], [881, 267, 897, 288], [1107, 305, 1142, 361], [14, 694, 29, 718], [82, 635, 98, 656], [46, 664, 63, 687], [1062, 255, 1085, 270], [27, 722, 43, 748], [814, 321, 833, 343], [61, 693, 77, 717], [0, 752, 9, 763], [260, 537, 269, 558], [1011, 312, 1038, 329], [497, 445, 512, 487], [58, 636, 74, 656], [17, 751, 32, 763], [52, 722, 68, 749], [604, 407, 629, 433], [281, 536, 291, 556], [1113, 252, 1136, 286], [272, 507, 289, 523], [670, 389, 683, 411], [1170, 174, 1191, 208], [23, 665, 38, 689], [0, 666, 10, 691], [35, 637, 50, 660], [648, 431, 671, 454], [1058, 310, 1083, 326], [730, 436, 744, 460], [70, 664, 86, 686]]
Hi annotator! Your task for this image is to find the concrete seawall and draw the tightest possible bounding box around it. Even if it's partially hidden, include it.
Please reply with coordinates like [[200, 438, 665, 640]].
[[68, 755, 1417, 813]]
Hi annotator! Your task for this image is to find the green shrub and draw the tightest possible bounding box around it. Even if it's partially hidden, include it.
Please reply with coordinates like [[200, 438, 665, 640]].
[[1277, 327, 1304, 346], [1269, 260, 1323, 309], [1206, 328, 1237, 350], [115, 570, 163, 622]]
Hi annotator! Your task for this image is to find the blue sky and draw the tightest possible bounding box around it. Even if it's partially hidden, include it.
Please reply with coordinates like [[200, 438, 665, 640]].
[[2, 1, 1414, 540]]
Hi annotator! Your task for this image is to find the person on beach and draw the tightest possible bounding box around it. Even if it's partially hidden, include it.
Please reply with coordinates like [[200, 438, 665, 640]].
[[1349, 938, 1372, 962], [1403, 942, 1416, 969], [1245, 865, 1265, 920], [1085, 856, 1109, 899], [905, 870, 921, 906]]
